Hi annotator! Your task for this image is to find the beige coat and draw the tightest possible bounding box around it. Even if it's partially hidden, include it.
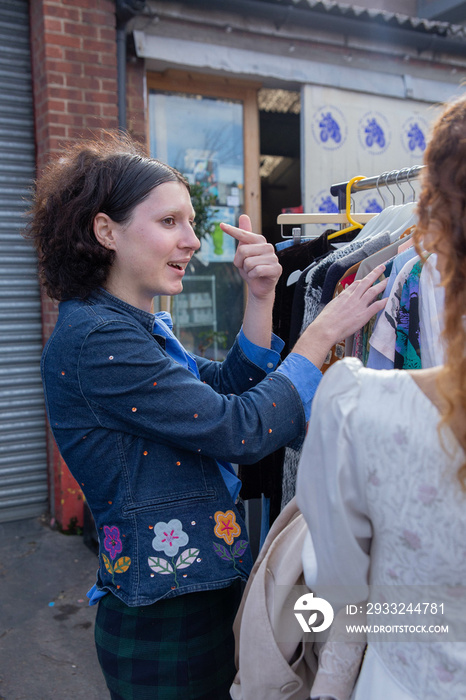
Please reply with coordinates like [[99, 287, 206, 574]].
[[230, 497, 364, 700]]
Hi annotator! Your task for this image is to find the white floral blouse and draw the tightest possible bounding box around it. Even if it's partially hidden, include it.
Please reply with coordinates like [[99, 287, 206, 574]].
[[297, 358, 466, 700]]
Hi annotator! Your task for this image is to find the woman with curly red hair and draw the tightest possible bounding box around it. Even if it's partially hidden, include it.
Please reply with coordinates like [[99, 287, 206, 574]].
[[297, 96, 466, 700]]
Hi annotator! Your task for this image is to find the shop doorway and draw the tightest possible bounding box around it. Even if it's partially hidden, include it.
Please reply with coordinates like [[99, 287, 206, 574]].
[[259, 89, 301, 245]]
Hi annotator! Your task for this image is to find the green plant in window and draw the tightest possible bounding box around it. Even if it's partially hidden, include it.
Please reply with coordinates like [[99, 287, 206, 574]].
[[197, 330, 229, 358], [190, 182, 219, 241]]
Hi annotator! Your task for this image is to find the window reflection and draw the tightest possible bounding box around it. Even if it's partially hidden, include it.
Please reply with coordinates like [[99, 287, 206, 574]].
[[149, 91, 245, 359]]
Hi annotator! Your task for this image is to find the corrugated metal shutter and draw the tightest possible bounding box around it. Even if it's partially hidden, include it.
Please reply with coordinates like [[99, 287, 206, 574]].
[[0, 0, 48, 522]]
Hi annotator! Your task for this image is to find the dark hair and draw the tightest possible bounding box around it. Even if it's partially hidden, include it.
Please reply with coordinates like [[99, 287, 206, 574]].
[[25, 132, 189, 300]]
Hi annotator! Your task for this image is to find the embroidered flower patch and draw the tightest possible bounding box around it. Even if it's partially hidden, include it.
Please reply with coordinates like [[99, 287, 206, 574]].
[[148, 519, 199, 589], [213, 510, 248, 573], [101, 525, 131, 584]]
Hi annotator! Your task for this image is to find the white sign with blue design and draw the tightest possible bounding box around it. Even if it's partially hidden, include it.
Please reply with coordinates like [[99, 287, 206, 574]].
[[357, 111, 391, 155], [311, 105, 348, 151], [302, 85, 443, 237]]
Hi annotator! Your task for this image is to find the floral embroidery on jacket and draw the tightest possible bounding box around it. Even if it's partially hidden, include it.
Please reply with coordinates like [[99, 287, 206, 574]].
[[148, 519, 199, 589], [213, 510, 248, 573], [101, 525, 131, 584]]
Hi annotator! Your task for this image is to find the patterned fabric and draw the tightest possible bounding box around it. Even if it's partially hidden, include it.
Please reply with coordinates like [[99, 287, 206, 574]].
[[368, 254, 419, 367], [418, 254, 445, 368], [95, 581, 242, 700], [297, 359, 466, 700], [394, 260, 423, 369]]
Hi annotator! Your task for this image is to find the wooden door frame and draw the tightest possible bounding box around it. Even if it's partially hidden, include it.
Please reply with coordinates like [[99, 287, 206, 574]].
[[146, 70, 262, 232]]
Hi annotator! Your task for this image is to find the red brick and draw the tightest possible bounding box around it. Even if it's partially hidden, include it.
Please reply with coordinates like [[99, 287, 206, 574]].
[[49, 86, 83, 101], [82, 38, 115, 54], [65, 127, 88, 139], [101, 52, 117, 67], [44, 17, 62, 32], [84, 64, 116, 79], [50, 125, 67, 138], [101, 104, 119, 119], [48, 99, 67, 112], [72, 101, 102, 115], [47, 73, 66, 86], [66, 75, 101, 90], [45, 59, 83, 75], [101, 78, 118, 92], [45, 45, 64, 59], [84, 90, 117, 104], [65, 49, 100, 64], [44, 32, 82, 50], [62, 0, 95, 8], [82, 9, 114, 26], [43, 4, 81, 22], [83, 115, 112, 129], [64, 22, 99, 38], [100, 26, 116, 42]]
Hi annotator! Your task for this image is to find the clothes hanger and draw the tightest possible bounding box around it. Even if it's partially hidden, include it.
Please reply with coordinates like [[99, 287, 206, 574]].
[[406, 166, 417, 202], [351, 171, 394, 241], [395, 168, 407, 205], [327, 176, 366, 240]]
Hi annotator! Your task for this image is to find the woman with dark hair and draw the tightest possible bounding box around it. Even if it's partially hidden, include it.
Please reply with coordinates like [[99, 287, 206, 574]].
[[28, 132, 386, 700], [296, 96, 466, 700]]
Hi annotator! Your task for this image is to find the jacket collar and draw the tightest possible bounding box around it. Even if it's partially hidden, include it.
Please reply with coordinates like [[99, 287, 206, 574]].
[[86, 288, 156, 334]]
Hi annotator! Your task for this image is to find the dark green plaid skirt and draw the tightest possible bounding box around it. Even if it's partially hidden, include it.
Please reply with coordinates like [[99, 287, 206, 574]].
[[95, 581, 242, 700]]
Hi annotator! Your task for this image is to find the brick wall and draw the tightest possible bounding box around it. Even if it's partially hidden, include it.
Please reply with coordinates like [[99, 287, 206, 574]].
[[29, 0, 148, 530], [30, 0, 119, 172]]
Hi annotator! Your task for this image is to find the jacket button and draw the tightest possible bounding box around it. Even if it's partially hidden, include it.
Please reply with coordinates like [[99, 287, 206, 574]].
[[267, 362, 274, 368], [280, 681, 300, 693]]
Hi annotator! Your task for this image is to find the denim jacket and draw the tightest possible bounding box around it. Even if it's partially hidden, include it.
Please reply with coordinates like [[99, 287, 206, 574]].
[[41, 289, 306, 606]]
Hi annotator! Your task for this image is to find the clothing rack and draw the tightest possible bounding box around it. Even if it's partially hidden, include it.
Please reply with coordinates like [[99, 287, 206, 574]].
[[276, 165, 424, 237], [330, 165, 424, 212]]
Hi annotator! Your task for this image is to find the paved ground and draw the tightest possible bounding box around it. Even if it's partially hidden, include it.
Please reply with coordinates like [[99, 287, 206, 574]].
[[0, 515, 109, 700]]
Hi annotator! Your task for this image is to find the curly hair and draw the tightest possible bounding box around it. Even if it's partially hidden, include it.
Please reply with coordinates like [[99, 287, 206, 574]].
[[25, 132, 189, 300], [414, 96, 466, 488]]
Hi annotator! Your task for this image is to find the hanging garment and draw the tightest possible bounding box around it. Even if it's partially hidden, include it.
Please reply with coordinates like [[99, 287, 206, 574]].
[[394, 259, 423, 369], [231, 497, 365, 700], [239, 233, 330, 530], [320, 230, 391, 306], [300, 239, 367, 337], [321, 261, 361, 372], [419, 254, 445, 368], [368, 254, 420, 369], [273, 234, 331, 358]]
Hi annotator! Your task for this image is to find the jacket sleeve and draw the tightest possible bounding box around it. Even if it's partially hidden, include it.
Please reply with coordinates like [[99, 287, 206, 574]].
[[77, 320, 307, 463], [193, 335, 272, 395]]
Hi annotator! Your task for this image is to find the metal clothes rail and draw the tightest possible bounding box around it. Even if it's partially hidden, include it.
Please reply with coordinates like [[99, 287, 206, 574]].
[[330, 165, 424, 211], [276, 165, 424, 237]]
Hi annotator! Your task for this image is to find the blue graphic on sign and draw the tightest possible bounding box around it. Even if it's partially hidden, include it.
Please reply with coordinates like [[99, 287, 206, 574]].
[[319, 112, 342, 144], [358, 111, 391, 155], [319, 195, 339, 214], [311, 105, 347, 150], [407, 122, 426, 152], [364, 198, 383, 214], [401, 115, 430, 156], [365, 118, 385, 149]]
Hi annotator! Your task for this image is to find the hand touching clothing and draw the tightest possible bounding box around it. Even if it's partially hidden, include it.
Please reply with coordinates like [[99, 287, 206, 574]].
[[222, 213, 387, 370]]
